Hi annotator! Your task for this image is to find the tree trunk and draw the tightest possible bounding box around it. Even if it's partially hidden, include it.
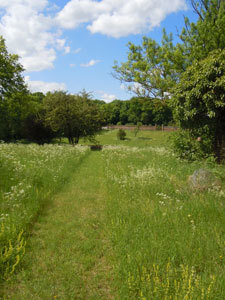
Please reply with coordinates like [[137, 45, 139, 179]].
[[75, 136, 79, 144]]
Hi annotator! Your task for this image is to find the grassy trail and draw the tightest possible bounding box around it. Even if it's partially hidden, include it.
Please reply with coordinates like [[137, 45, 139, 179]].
[[3, 151, 114, 300]]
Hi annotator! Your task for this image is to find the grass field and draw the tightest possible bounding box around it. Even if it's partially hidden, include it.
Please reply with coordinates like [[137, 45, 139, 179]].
[[1, 130, 225, 299]]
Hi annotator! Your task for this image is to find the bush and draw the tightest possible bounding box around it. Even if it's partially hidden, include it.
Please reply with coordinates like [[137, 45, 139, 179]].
[[90, 144, 103, 151], [133, 122, 142, 137], [170, 129, 214, 161], [117, 129, 126, 140]]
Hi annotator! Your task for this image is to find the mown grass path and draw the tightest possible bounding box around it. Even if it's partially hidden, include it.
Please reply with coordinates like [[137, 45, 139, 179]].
[[3, 151, 114, 300]]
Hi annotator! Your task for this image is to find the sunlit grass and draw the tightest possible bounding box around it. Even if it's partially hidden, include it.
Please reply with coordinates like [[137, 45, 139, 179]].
[[1, 130, 225, 299], [100, 130, 225, 299], [0, 143, 89, 281]]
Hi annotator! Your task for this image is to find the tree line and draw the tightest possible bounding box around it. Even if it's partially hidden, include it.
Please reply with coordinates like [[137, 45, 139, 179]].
[[95, 97, 173, 126], [0, 37, 103, 145], [0, 33, 173, 145]]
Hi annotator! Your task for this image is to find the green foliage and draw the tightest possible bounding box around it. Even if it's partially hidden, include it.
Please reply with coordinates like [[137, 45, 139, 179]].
[[102, 97, 173, 126], [113, 32, 175, 99], [111, 0, 225, 162], [44, 91, 103, 144], [22, 113, 56, 144], [170, 129, 214, 161], [117, 129, 126, 140], [20, 92, 56, 144], [180, 0, 225, 64], [133, 122, 142, 137], [0, 36, 26, 99], [171, 49, 225, 162], [0, 36, 29, 141]]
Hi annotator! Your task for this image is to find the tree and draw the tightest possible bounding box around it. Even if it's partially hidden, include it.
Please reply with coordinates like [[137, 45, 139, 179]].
[[112, 1, 225, 99], [0, 36, 29, 140], [128, 97, 143, 124], [0, 36, 26, 98], [152, 99, 173, 125], [21, 92, 56, 144], [44, 91, 103, 144], [180, 0, 225, 63], [171, 49, 225, 162], [113, 32, 176, 99]]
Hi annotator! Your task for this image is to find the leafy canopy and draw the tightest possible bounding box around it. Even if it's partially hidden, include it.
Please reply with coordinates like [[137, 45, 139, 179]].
[[0, 36, 30, 140], [44, 91, 103, 144], [113, 0, 225, 98], [0, 36, 26, 98], [171, 49, 225, 162]]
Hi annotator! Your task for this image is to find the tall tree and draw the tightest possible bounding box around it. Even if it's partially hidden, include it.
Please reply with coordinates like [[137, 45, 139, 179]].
[[171, 49, 225, 162], [0, 36, 26, 98], [113, 31, 176, 99], [112, 0, 225, 98], [178, 0, 225, 64], [0, 36, 28, 140]]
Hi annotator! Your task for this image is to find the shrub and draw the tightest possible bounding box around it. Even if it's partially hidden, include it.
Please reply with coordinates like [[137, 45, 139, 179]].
[[90, 144, 103, 151], [170, 129, 214, 161], [117, 129, 126, 140], [133, 122, 142, 137]]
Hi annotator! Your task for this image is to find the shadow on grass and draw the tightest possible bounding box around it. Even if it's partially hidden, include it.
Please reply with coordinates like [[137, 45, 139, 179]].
[[138, 137, 152, 140]]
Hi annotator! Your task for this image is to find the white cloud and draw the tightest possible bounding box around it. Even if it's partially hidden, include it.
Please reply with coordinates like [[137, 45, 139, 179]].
[[69, 63, 76, 67], [25, 76, 67, 94], [56, 0, 186, 37], [56, 0, 102, 29], [80, 59, 100, 67], [0, 0, 70, 71], [64, 46, 71, 54], [98, 91, 117, 103]]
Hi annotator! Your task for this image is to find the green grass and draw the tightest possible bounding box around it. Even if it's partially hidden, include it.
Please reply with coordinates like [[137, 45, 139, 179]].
[[1, 130, 225, 299], [89, 128, 173, 148], [100, 133, 225, 299], [0, 143, 89, 282], [2, 152, 114, 300]]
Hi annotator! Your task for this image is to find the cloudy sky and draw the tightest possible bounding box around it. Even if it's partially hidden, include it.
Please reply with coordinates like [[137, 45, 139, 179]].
[[0, 0, 197, 102]]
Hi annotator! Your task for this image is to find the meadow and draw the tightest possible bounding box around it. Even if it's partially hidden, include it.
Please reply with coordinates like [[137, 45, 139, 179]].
[[1, 130, 225, 299], [0, 143, 89, 282]]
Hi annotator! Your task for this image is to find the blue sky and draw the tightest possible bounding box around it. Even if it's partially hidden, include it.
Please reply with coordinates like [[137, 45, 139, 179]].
[[0, 0, 198, 102]]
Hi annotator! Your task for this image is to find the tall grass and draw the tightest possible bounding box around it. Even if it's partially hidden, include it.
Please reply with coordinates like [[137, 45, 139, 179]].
[[100, 130, 225, 299], [0, 143, 89, 281], [1, 130, 224, 299]]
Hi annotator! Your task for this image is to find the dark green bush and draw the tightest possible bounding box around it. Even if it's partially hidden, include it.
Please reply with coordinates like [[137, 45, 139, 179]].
[[117, 129, 126, 140], [170, 129, 214, 161]]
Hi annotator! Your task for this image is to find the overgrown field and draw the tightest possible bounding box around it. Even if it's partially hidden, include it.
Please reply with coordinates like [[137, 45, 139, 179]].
[[1, 130, 225, 299], [99, 130, 225, 299], [0, 143, 89, 281]]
